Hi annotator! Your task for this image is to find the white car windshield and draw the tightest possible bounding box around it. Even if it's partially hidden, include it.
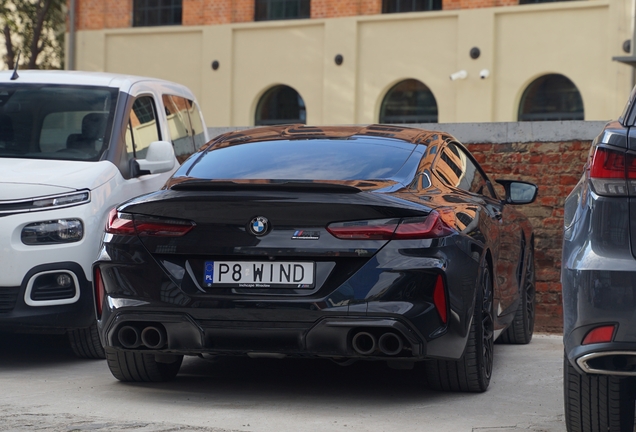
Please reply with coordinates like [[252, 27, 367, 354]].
[[0, 84, 118, 161]]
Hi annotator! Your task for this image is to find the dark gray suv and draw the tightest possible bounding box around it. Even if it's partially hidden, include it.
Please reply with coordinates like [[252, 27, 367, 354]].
[[562, 88, 636, 431]]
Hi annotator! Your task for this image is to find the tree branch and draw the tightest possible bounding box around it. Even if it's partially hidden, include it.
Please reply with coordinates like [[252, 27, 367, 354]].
[[27, 0, 53, 69], [3, 24, 14, 70]]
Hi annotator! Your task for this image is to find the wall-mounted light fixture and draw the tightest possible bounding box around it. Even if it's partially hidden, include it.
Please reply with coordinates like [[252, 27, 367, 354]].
[[450, 70, 468, 81], [211, 60, 220, 71], [470, 47, 480, 60], [335, 54, 343, 66]]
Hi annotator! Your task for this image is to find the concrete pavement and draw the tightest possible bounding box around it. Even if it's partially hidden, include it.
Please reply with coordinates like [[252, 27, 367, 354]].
[[0, 333, 565, 432]]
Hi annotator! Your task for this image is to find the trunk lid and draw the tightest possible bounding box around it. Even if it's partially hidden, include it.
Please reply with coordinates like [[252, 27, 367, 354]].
[[120, 182, 431, 296]]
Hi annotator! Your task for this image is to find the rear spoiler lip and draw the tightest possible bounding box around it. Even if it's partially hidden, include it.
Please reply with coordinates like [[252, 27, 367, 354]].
[[165, 177, 403, 193], [169, 179, 367, 193]]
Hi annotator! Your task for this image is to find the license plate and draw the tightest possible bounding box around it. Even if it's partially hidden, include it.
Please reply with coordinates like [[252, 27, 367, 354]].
[[204, 261, 315, 288]]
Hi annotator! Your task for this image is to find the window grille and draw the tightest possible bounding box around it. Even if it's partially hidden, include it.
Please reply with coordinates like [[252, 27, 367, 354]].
[[382, 0, 442, 13], [255, 0, 310, 21], [133, 0, 182, 27]]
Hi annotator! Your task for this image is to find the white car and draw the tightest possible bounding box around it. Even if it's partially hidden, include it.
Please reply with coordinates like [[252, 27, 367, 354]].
[[0, 70, 209, 358]]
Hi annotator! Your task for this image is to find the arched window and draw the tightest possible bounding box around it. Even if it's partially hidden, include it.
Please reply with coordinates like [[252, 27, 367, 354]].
[[379, 79, 438, 124], [255, 85, 306, 126], [518, 74, 584, 121]]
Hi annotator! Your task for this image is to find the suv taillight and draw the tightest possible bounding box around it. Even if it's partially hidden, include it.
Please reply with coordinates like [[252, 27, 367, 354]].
[[589, 147, 636, 196]]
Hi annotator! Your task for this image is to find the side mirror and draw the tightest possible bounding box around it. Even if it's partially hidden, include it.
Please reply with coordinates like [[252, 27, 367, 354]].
[[496, 180, 538, 205], [136, 141, 176, 175]]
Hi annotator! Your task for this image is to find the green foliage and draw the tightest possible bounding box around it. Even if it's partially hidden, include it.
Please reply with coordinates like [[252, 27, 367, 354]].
[[0, 0, 66, 70]]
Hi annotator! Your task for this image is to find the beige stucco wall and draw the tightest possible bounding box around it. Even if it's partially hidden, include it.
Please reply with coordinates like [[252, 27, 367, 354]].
[[73, 0, 632, 127]]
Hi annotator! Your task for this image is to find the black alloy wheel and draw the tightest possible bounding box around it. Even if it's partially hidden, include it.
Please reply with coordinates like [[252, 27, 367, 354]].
[[480, 265, 494, 383], [425, 261, 494, 392], [500, 245, 535, 344]]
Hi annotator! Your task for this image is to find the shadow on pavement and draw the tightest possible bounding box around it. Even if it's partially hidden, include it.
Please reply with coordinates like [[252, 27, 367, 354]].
[[115, 352, 496, 405], [0, 331, 79, 367]]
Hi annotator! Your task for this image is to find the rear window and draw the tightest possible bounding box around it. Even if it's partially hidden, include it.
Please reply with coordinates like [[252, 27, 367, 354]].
[[184, 138, 419, 181]]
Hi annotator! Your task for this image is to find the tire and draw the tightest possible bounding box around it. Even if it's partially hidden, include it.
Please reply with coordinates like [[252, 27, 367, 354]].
[[425, 262, 494, 392], [106, 348, 183, 382], [499, 245, 535, 344], [563, 353, 635, 432], [68, 320, 106, 359]]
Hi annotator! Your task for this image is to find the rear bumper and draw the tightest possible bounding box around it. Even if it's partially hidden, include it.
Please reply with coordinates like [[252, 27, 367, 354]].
[[562, 267, 636, 375], [562, 186, 636, 374], [96, 230, 487, 361], [101, 311, 428, 360]]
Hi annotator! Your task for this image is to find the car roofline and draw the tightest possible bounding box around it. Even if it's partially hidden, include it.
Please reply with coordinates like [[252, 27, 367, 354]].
[[207, 124, 454, 149]]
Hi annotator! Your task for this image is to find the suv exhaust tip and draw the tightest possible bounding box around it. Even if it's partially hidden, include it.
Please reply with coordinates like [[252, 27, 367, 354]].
[[577, 351, 636, 376]]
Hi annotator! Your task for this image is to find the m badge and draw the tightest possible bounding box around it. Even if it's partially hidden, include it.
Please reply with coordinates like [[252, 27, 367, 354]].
[[292, 230, 320, 240]]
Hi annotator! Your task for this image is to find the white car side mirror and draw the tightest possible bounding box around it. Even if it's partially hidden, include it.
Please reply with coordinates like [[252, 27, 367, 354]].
[[136, 141, 176, 174]]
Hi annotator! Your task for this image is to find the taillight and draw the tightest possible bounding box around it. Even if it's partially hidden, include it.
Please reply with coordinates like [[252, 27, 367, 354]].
[[393, 212, 456, 239], [433, 274, 448, 324], [94, 267, 105, 319], [134, 217, 195, 236], [582, 325, 616, 345], [326, 218, 399, 240], [327, 211, 455, 240], [589, 147, 636, 196], [106, 208, 136, 235], [105, 208, 195, 237]]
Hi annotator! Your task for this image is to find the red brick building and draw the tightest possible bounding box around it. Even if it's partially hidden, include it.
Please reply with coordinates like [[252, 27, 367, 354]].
[[73, 0, 536, 30]]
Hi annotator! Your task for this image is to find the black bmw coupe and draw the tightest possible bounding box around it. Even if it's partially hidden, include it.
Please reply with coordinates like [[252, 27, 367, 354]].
[[94, 124, 537, 391]]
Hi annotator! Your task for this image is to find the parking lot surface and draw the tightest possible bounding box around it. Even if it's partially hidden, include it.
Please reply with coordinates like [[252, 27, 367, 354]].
[[0, 333, 565, 432]]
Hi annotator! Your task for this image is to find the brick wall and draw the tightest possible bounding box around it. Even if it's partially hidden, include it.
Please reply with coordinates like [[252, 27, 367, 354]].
[[360, 0, 382, 15], [467, 140, 589, 333], [183, 0, 232, 25], [74, 0, 131, 30], [312, 0, 361, 18]]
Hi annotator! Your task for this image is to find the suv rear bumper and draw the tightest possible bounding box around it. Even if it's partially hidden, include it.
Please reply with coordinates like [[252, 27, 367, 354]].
[[562, 268, 636, 375]]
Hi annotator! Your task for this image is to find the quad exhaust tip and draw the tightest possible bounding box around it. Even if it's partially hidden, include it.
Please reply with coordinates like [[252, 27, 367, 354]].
[[352, 332, 376, 355], [141, 326, 167, 349], [118, 325, 141, 349], [352, 330, 405, 356], [378, 332, 404, 356], [117, 324, 167, 350]]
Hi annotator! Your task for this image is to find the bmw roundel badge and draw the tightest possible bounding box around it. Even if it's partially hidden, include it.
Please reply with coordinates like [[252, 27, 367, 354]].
[[249, 216, 269, 236]]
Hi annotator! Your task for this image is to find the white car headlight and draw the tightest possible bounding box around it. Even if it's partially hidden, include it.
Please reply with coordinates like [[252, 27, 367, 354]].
[[0, 190, 91, 216], [32, 191, 90, 209], [21, 219, 84, 245]]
